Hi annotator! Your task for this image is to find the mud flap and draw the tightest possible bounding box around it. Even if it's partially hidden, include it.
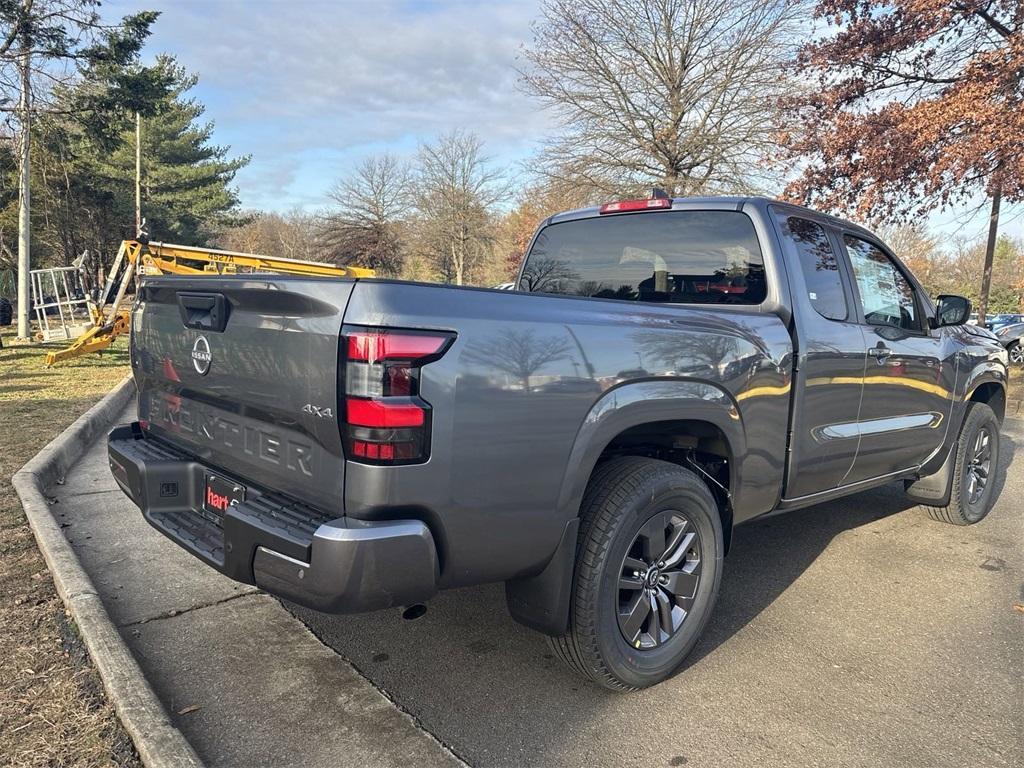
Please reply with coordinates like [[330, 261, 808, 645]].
[[904, 443, 956, 507], [505, 518, 579, 637]]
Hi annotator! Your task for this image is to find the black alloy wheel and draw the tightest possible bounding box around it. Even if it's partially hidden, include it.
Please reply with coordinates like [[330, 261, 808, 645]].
[[919, 402, 1001, 526], [617, 511, 702, 649], [965, 423, 993, 505], [547, 456, 723, 690]]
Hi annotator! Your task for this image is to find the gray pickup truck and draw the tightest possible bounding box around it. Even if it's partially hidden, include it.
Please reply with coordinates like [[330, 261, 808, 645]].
[[108, 196, 1010, 690]]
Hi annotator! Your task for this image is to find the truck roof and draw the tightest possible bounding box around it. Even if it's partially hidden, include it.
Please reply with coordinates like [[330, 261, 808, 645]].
[[546, 195, 877, 241]]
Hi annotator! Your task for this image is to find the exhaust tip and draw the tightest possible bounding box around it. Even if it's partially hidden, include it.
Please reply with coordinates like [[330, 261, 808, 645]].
[[401, 603, 427, 621]]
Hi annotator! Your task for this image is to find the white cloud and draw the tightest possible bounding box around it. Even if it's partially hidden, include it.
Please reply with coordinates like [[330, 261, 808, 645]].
[[106, 0, 551, 210]]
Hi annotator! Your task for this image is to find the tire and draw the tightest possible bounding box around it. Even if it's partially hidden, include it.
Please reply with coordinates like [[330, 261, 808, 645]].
[[0, 297, 11, 327], [921, 402, 1001, 525], [1008, 342, 1024, 366], [548, 456, 723, 691]]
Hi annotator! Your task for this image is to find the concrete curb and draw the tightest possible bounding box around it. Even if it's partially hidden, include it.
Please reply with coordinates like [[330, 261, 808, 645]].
[[12, 377, 204, 768]]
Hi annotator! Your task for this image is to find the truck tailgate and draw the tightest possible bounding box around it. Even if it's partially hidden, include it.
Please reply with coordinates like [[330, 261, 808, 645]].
[[131, 275, 354, 516]]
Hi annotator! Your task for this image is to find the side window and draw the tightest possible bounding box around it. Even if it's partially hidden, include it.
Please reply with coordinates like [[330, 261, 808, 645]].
[[843, 235, 921, 332], [780, 216, 847, 321]]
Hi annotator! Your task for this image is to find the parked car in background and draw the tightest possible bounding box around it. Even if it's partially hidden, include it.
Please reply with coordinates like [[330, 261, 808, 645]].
[[986, 313, 1024, 331], [108, 195, 1010, 691], [994, 322, 1024, 365]]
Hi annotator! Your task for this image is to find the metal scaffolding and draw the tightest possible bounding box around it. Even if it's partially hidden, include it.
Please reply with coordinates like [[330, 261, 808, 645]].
[[30, 254, 92, 342]]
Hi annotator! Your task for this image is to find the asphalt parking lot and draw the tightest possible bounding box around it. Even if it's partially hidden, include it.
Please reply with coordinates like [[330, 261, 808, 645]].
[[55, 411, 1022, 768], [292, 418, 1023, 768]]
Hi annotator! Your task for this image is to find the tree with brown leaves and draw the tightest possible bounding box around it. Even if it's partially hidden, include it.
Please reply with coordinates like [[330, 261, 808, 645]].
[[782, 0, 1022, 321]]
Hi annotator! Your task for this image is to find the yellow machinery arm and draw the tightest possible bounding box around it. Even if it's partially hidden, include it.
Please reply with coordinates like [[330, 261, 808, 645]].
[[45, 239, 374, 366], [140, 241, 376, 278]]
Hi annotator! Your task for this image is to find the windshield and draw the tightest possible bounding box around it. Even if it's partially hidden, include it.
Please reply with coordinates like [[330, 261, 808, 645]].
[[518, 210, 766, 305]]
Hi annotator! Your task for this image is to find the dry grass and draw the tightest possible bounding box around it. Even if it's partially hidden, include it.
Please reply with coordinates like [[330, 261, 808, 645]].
[[0, 329, 137, 768]]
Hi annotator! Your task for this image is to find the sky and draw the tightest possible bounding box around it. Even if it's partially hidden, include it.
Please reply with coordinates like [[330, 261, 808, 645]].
[[105, 0, 549, 210], [104, 0, 1021, 246]]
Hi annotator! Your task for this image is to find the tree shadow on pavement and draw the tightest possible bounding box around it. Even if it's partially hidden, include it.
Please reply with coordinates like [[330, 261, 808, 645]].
[[690, 428, 1016, 665]]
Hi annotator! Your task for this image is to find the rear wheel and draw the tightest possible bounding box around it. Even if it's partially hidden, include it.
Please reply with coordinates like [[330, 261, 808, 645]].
[[548, 457, 723, 691], [921, 402, 1001, 525]]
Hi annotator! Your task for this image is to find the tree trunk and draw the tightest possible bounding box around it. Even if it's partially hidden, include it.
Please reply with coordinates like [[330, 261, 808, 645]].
[[135, 112, 142, 236], [16, 46, 31, 340], [452, 240, 463, 286], [977, 183, 1001, 326]]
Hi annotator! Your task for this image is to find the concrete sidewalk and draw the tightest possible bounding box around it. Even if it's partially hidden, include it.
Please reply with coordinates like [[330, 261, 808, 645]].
[[53, 404, 462, 768]]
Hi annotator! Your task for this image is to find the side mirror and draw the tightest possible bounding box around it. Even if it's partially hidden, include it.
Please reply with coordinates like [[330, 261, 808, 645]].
[[932, 294, 971, 327]]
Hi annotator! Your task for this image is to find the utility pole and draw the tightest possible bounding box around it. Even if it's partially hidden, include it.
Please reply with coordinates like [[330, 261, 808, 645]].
[[977, 181, 1001, 326], [16, 44, 31, 340], [135, 111, 142, 236]]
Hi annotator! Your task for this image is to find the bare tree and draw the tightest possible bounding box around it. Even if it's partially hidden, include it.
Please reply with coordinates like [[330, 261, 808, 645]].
[[217, 210, 320, 260], [0, 1, 161, 337], [414, 130, 508, 285], [519, 0, 802, 197], [321, 153, 410, 276]]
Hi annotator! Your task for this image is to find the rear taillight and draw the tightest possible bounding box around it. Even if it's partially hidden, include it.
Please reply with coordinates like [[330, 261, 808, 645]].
[[340, 326, 454, 465]]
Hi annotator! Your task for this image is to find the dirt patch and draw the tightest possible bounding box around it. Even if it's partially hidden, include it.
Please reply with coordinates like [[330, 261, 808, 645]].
[[0, 330, 138, 767]]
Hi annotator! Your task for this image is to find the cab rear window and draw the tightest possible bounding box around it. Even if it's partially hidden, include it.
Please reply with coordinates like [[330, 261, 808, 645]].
[[518, 210, 766, 305]]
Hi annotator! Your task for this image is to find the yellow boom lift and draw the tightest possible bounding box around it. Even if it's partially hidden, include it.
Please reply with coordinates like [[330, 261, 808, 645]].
[[45, 238, 374, 366]]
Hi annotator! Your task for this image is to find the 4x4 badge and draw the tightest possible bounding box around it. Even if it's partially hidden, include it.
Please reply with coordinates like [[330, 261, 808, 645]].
[[303, 404, 333, 419]]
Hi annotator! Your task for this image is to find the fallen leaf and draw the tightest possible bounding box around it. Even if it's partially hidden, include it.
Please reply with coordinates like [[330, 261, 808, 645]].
[[1013, 603, 1024, 615], [177, 704, 201, 715]]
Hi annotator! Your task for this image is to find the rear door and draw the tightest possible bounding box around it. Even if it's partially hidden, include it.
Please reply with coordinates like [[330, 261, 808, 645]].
[[131, 275, 354, 515], [838, 234, 954, 482], [773, 210, 867, 498]]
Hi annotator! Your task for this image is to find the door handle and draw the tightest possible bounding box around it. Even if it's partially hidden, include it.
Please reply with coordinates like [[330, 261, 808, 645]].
[[868, 344, 892, 363]]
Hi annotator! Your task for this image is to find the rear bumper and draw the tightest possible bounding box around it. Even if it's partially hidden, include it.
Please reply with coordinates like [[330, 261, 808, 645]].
[[107, 423, 438, 613]]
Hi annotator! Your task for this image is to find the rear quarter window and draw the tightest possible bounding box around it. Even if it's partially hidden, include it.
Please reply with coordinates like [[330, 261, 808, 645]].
[[776, 216, 848, 321], [519, 210, 767, 305]]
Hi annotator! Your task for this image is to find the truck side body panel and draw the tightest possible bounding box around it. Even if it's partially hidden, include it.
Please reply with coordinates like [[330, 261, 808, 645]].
[[340, 281, 793, 587]]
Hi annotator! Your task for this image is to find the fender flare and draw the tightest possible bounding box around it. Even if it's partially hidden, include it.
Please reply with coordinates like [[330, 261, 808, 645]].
[[506, 380, 745, 637], [963, 361, 1008, 423], [553, 379, 747, 523]]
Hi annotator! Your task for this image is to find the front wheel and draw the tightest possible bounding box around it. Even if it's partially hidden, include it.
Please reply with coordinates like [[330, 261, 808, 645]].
[[1008, 342, 1024, 366], [548, 457, 723, 691], [920, 402, 1001, 525]]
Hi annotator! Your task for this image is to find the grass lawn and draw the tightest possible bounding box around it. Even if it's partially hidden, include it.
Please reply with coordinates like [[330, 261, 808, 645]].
[[0, 329, 137, 767]]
